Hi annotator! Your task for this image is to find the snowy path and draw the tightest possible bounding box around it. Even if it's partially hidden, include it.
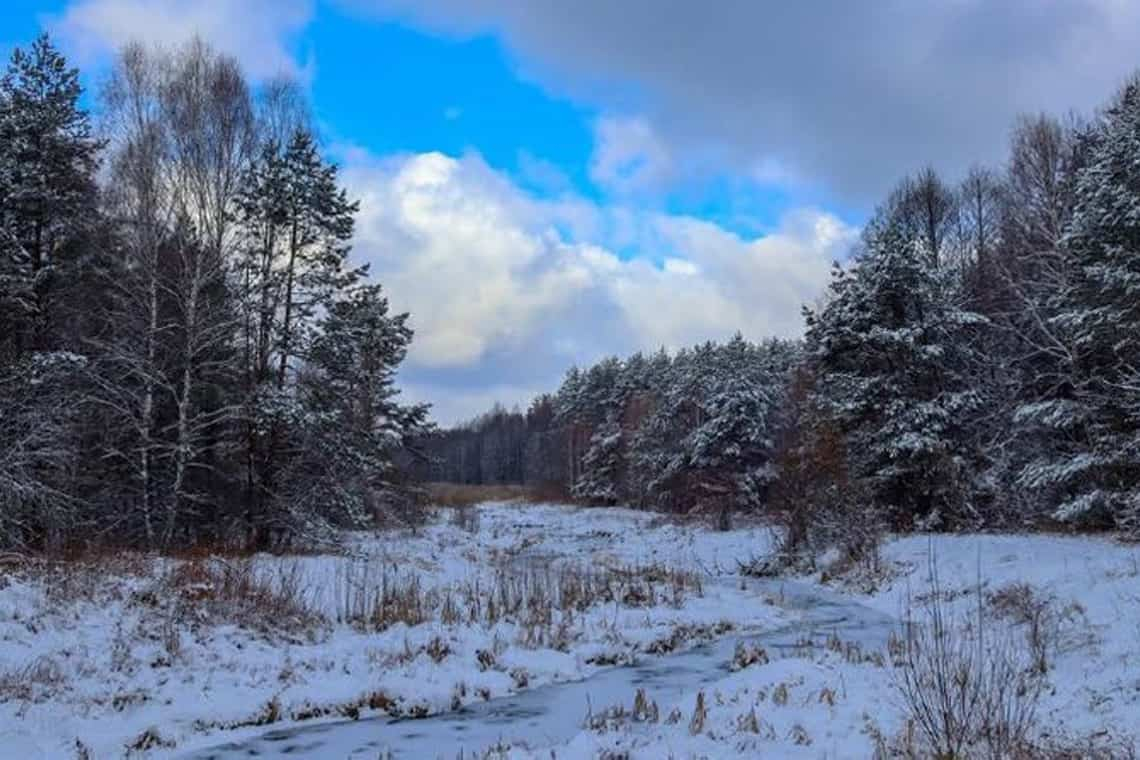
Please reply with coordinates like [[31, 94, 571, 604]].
[[179, 579, 896, 759]]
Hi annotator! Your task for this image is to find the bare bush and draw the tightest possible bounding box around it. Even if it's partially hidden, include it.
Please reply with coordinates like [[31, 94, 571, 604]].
[[893, 561, 1045, 759], [985, 582, 1085, 676], [763, 366, 887, 577]]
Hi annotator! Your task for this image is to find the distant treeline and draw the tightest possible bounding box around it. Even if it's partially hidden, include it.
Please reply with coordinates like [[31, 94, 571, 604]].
[[413, 337, 796, 522]]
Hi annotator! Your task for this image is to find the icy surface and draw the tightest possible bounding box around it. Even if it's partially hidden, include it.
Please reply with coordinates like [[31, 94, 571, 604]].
[[0, 504, 790, 758], [181, 579, 894, 759]]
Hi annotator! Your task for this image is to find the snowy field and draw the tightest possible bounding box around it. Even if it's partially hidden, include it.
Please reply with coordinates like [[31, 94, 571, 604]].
[[1, 503, 1138, 759], [564, 533, 1140, 759], [0, 504, 790, 758]]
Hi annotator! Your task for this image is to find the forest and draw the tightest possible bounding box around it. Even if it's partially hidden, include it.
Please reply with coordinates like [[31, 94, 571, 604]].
[[6, 31, 1140, 559], [421, 78, 1140, 553], [0, 35, 429, 551]]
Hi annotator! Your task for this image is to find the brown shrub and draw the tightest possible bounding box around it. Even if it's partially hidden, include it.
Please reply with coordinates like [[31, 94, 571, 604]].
[[425, 483, 533, 507], [766, 365, 879, 568], [163, 557, 321, 633]]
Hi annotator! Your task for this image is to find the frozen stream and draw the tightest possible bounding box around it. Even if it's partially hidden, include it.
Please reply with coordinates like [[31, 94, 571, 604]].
[[181, 579, 896, 759]]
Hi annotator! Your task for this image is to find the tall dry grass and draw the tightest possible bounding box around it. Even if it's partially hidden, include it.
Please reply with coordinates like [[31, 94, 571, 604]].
[[424, 482, 570, 508]]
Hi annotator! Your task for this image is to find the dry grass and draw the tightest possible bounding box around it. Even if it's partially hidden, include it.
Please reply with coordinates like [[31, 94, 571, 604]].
[[125, 727, 175, 754], [0, 655, 66, 703], [331, 558, 703, 639], [159, 557, 322, 634], [425, 481, 572, 507], [425, 483, 533, 507]]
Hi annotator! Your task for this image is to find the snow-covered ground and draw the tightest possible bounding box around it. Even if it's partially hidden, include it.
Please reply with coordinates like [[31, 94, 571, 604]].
[[0, 504, 790, 759], [2, 504, 1138, 759], [562, 532, 1140, 759]]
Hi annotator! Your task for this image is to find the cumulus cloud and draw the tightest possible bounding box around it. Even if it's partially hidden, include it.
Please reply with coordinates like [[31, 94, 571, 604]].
[[51, 0, 314, 81], [342, 0, 1140, 205], [343, 151, 599, 369], [341, 149, 856, 423]]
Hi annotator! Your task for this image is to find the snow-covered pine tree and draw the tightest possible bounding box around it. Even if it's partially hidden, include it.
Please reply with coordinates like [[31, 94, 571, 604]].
[[0, 33, 100, 356], [235, 126, 364, 542], [1036, 77, 1140, 535], [286, 283, 430, 533], [575, 417, 624, 504], [642, 336, 793, 524], [0, 34, 99, 548], [570, 356, 628, 504], [805, 203, 985, 530]]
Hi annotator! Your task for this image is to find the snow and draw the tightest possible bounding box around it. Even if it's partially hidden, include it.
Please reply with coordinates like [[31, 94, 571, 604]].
[[556, 532, 1140, 759], [0, 503, 788, 759], [2, 505, 1137, 759]]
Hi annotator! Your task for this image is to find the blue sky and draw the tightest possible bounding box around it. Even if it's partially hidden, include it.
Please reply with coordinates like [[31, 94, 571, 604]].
[[3, 0, 840, 235], [6, 0, 1139, 423]]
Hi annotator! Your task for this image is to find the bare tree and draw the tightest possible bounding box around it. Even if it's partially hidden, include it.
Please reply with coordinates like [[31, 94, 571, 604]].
[[256, 75, 311, 151], [91, 39, 256, 547], [889, 166, 960, 267], [159, 39, 254, 544], [94, 42, 177, 546], [1005, 113, 1079, 258], [959, 166, 1004, 272]]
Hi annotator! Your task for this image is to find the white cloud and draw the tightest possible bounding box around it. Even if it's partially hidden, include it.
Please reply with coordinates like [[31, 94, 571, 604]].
[[341, 148, 857, 423], [589, 115, 673, 195], [51, 0, 314, 81], [344, 151, 597, 369]]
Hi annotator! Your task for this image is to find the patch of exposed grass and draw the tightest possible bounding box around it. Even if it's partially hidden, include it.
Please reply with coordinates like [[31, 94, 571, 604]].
[[425, 483, 534, 507]]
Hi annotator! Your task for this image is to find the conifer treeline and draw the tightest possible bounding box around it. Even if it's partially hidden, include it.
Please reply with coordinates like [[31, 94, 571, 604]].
[[0, 35, 428, 551], [426, 76, 1140, 540]]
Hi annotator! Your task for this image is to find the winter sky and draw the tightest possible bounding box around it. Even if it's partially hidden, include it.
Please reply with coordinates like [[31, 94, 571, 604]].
[[4, 1, 1140, 424]]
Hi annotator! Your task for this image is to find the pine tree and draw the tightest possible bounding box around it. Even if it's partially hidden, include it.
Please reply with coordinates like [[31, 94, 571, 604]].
[[0, 34, 99, 548], [235, 127, 364, 541], [639, 337, 791, 523], [0, 33, 100, 355], [286, 283, 430, 531], [569, 356, 627, 503], [806, 210, 985, 529], [1034, 77, 1140, 534]]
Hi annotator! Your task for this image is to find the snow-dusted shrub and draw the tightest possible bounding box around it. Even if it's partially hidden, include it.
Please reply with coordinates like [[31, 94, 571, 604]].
[[893, 566, 1045, 758], [986, 582, 1088, 677]]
